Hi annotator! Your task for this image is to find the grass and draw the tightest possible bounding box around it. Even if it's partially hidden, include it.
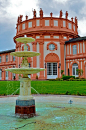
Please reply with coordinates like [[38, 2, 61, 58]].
[[0, 80, 86, 96]]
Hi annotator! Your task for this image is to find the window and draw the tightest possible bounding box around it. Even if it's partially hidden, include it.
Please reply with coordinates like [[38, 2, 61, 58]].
[[64, 36, 67, 39], [36, 36, 40, 39], [54, 20, 58, 26], [73, 45, 77, 55], [6, 71, 8, 80], [22, 23, 25, 30], [0, 56, 1, 63], [49, 44, 55, 50], [73, 25, 75, 31], [54, 36, 59, 39], [28, 22, 32, 28], [44, 36, 50, 38], [45, 20, 49, 26], [63, 21, 66, 27], [36, 20, 39, 26], [72, 63, 78, 77], [13, 56, 15, 61], [6, 55, 8, 62], [69, 23, 71, 29]]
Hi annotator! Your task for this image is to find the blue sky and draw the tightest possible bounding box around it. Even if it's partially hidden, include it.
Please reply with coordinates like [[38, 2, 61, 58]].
[[0, 0, 86, 51]]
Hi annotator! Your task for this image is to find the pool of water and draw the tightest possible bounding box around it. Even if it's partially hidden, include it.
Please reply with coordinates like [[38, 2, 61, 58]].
[[0, 95, 86, 130]]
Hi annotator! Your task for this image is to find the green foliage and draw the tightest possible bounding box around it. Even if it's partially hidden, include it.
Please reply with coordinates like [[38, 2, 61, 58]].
[[76, 69, 83, 77], [62, 76, 75, 80], [55, 78, 61, 81], [61, 70, 64, 75]]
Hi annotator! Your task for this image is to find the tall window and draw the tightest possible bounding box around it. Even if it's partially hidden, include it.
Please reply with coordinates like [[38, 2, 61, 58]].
[[0, 56, 1, 63], [73, 45, 77, 55], [13, 56, 15, 61], [36, 20, 39, 26], [6, 71, 8, 80], [45, 20, 49, 26], [69, 23, 71, 29], [63, 21, 66, 27], [22, 23, 25, 30], [72, 63, 78, 77], [28, 22, 32, 28], [54, 20, 58, 26], [6, 55, 8, 62], [73, 25, 75, 31]]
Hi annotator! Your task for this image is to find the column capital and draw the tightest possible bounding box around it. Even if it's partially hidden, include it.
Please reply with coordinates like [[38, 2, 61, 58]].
[[39, 42, 44, 45], [32, 42, 37, 45]]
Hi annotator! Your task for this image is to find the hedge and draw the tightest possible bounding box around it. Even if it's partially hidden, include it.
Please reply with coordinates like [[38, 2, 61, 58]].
[[62, 76, 75, 80]]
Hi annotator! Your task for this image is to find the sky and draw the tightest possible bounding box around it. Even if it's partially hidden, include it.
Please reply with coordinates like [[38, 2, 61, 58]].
[[0, 0, 86, 51]]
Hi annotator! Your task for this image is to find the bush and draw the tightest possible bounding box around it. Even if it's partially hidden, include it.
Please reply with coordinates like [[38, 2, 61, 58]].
[[62, 76, 75, 80], [55, 78, 61, 81]]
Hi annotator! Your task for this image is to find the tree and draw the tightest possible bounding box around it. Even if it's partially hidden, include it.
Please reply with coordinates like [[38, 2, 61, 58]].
[[76, 69, 83, 78]]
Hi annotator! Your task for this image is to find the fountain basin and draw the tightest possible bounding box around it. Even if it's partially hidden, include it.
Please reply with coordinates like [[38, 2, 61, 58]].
[[10, 51, 40, 57], [5, 68, 45, 74], [16, 37, 35, 43]]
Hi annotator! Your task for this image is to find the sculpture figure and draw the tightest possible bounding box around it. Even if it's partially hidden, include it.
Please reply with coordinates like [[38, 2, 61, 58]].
[[75, 17, 78, 25], [33, 9, 36, 18], [40, 8, 43, 19], [60, 10, 63, 18], [50, 12, 53, 17], [65, 11, 68, 19]]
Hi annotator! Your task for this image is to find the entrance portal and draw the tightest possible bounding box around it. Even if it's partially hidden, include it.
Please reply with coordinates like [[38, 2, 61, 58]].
[[47, 63, 57, 79]]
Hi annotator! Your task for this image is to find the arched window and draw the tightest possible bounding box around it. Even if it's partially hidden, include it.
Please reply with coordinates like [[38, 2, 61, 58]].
[[73, 45, 77, 55], [72, 63, 78, 77]]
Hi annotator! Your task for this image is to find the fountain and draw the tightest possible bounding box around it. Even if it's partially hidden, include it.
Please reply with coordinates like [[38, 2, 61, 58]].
[[5, 36, 45, 118]]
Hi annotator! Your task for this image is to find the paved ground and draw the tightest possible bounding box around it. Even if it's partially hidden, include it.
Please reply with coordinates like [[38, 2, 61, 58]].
[[0, 94, 86, 104]]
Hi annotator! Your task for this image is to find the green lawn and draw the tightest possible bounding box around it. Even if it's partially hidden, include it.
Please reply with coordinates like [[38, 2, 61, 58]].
[[0, 81, 86, 96]]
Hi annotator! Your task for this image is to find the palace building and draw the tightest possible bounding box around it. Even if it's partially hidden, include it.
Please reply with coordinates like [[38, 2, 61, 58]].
[[0, 9, 86, 80]]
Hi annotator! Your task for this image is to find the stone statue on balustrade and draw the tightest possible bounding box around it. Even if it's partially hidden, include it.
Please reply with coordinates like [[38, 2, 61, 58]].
[[75, 17, 78, 25], [33, 9, 36, 18], [65, 11, 68, 19], [39, 8, 43, 19], [59, 10, 63, 18]]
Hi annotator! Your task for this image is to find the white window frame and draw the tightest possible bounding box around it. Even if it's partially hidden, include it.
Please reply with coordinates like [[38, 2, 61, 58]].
[[73, 25, 75, 31], [72, 63, 78, 77], [45, 20, 49, 26]]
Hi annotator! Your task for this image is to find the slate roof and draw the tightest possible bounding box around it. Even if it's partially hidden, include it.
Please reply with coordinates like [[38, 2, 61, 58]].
[[0, 49, 15, 54], [65, 36, 86, 44]]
